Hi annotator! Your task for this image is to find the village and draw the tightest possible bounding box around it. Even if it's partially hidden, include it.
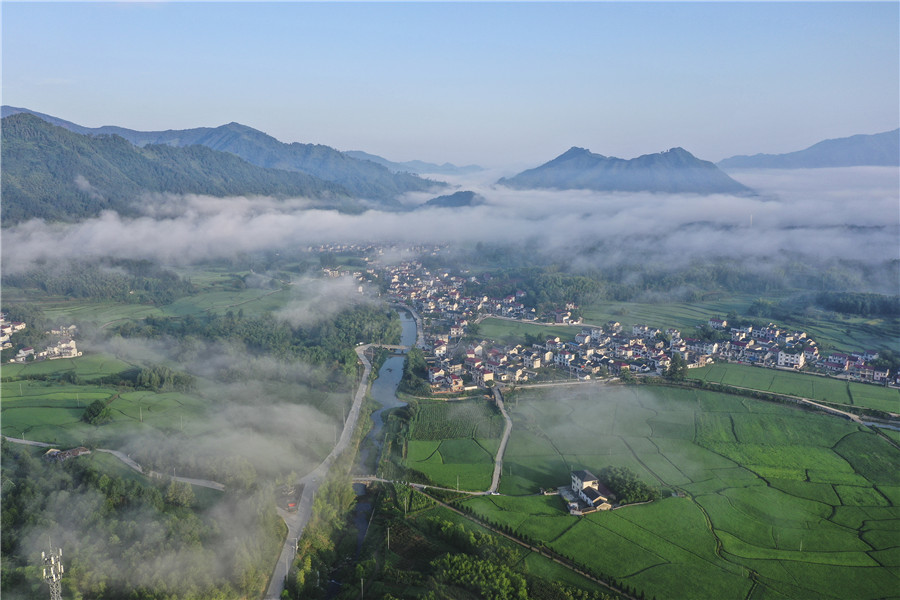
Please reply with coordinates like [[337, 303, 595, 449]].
[[362, 258, 896, 393], [1, 315, 81, 363]]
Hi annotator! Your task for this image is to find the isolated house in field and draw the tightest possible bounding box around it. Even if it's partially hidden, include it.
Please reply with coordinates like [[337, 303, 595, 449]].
[[571, 469, 613, 510]]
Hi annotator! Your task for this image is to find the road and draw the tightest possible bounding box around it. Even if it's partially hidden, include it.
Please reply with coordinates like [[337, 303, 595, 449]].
[[265, 342, 406, 599], [489, 386, 513, 494], [1, 438, 227, 491]]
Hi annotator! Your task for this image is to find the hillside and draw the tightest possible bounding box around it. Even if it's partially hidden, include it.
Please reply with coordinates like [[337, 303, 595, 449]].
[[344, 150, 483, 175], [2, 106, 445, 203], [417, 190, 485, 209], [499, 146, 752, 194], [0, 113, 356, 225], [718, 129, 900, 169]]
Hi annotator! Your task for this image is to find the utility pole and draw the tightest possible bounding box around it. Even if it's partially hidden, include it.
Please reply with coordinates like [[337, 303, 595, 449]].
[[41, 546, 64, 600]]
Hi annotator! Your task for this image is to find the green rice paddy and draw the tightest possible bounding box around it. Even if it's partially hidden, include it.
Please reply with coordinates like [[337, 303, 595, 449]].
[[447, 384, 900, 600], [690, 362, 900, 413], [401, 398, 503, 491]]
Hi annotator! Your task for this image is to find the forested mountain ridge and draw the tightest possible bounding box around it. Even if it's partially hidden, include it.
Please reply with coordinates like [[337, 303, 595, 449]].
[[2, 106, 446, 203], [499, 146, 752, 194], [718, 129, 900, 169], [0, 113, 358, 225]]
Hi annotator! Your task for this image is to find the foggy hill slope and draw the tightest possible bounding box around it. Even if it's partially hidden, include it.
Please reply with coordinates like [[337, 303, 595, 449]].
[[718, 129, 900, 169], [498, 146, 752, 194], [1, 113, 355, 225], [416, 190, 485, 209], [2, 106, 446, 204]]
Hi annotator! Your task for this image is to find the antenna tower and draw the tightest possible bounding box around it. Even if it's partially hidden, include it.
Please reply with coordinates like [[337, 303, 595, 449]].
[[41, 546, 64, 600]]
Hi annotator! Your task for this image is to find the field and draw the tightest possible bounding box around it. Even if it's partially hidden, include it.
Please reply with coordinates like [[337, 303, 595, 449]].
[[581, 295, 900, 354], [476, 318, 581, 345], [447, 384, 900, 600], [690, 362, 900, 414], [400, 398, 503, 491], [582, 295, 758, 333], [1, 361, 211, 449]]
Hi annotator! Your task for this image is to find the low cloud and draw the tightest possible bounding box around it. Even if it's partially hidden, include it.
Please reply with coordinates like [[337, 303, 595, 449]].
[[276, 276, 373, 327], [2, 167, 897, 280]]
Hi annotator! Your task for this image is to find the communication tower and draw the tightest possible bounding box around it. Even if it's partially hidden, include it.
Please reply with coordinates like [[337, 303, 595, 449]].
[[42, 546, 64, 600]]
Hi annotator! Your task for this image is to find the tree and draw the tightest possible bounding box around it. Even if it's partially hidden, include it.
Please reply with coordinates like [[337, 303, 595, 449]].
[[665, 353, 686, 381], [165, 480, 195, 507], [82, 399, 110, 425]]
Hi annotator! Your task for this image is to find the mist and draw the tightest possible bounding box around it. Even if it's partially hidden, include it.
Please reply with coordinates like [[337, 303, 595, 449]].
[[2, 168, 897, 282]]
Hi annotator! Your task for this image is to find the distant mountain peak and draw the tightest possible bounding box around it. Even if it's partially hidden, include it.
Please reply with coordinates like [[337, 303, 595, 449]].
[[342, 150, 483, 175], [499, 146, 751, 195]]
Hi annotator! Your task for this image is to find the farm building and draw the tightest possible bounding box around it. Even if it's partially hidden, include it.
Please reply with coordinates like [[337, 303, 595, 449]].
[[43, 447, 91, 462], [571, 469, 613, 510]]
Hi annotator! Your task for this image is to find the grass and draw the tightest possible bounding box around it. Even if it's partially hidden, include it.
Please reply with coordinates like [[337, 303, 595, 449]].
[[689, 362, 900, 413], [398, 397, 502, 491], [582, 294, 758, 333], [2, 354, 137, 381], [424, 383, 900, 600], [476, 318, 581, 345], [581, 295, 900, 354]]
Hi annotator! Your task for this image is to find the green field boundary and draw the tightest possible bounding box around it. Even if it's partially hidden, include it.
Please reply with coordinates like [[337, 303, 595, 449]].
[[425, 489, 638, 600]]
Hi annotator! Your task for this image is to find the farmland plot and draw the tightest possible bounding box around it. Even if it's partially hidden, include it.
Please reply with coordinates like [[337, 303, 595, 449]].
[[446, 384, 900, 600], [400, 398, 502, 491]]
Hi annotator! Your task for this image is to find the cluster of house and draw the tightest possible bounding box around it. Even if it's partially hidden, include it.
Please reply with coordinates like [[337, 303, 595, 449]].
[[2, 315, 82, 364], [691, 318, 890, 383], [0, 317, 26, 350], [368, 260, 894, 390]]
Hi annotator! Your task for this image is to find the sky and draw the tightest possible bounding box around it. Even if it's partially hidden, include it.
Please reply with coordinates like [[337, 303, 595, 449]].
[[2, 1, 899, 168]]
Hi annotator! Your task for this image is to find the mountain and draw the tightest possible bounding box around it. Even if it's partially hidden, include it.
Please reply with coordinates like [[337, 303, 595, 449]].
[[343, 150, 483, 175], [2, 106, 445, 203], [717, 129, 900, 169], [417, 190, 485, 210], [499, 147, 752, 195], [1, 113, 358, 225]]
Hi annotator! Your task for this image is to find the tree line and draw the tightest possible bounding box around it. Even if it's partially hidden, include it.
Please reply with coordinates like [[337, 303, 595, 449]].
[[114, 304, 401, 377]]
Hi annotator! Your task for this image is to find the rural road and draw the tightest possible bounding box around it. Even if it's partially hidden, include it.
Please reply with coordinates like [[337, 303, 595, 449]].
[[1, 437, 227, 491], [265, 341, 408, 599], [489, 386, 513, 494]]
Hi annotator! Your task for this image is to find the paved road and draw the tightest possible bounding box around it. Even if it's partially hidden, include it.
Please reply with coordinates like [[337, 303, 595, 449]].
[[2, 436, 51, 448], [265, 342, 400, 599], [1, 438, 227, 491], [489, 386, 513, 494]]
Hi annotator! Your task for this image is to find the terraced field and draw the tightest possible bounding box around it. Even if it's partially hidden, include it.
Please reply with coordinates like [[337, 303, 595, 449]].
[[455, 385, 900, 600]]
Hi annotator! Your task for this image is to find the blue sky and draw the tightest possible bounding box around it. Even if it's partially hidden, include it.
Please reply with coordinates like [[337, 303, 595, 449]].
[[3, 2, 898, 167]]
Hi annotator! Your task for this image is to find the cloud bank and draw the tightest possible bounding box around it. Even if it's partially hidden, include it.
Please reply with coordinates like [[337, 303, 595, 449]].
[[2, 167, 897, 275]]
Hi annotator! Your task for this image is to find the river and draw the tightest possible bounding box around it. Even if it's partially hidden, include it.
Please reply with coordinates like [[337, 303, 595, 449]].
[[356, 308, 417, 472], [345, 308, 417, 584]]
